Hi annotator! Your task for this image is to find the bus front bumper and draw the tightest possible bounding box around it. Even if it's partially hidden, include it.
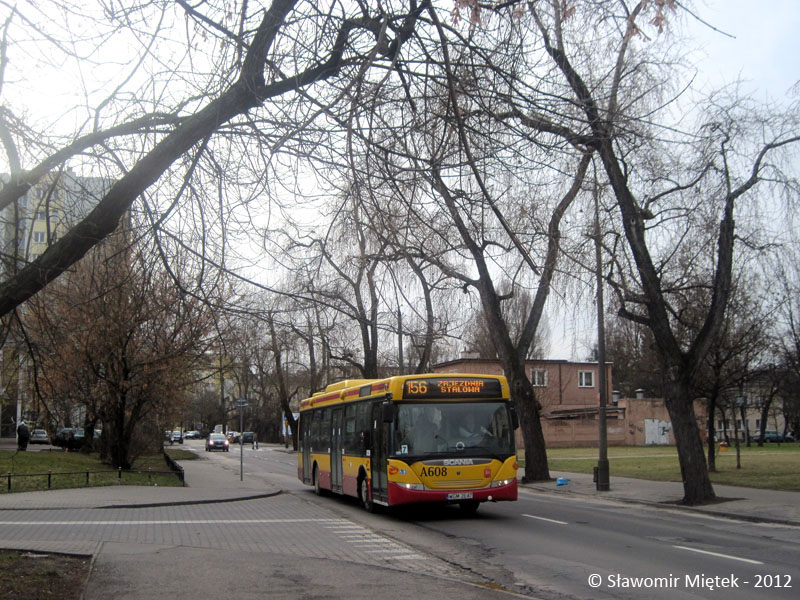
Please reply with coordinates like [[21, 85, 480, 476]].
[[387, 478, 517, 506]]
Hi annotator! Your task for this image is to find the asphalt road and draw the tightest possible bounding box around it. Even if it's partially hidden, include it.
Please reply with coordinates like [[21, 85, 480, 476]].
[[219, 441, 800, 600]]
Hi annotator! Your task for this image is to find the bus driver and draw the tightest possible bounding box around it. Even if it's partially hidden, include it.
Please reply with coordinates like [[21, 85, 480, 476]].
[[412, 409, 439, 453]]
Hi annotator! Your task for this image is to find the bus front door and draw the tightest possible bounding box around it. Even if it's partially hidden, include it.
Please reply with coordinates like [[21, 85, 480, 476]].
[[331, 408, 343, 493], [370, 403, 388, 504], [301, 415, 311, 484]]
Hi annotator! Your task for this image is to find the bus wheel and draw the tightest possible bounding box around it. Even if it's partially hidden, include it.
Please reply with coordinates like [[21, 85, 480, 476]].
[[313, 465, 323, 496], [459, 501, 480, 514], [359, 475, 375, 513]]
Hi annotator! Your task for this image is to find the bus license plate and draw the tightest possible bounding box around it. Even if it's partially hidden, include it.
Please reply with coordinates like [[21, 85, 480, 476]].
[[447, 492, 473, 500]]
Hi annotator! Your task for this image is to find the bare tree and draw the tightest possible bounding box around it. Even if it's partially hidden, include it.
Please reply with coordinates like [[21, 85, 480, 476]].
[[0, 1, 430, 317], [695, 271, 777, 468], [22, 230, 215, 468], [457, 0, 800, 504]]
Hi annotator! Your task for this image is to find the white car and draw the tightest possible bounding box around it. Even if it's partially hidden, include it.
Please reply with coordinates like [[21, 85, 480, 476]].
[[29, 429, 50, 445]]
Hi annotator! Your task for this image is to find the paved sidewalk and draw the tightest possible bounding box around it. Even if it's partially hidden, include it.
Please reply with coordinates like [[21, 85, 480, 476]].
[[0, 442, 512, 600], [522, 470, 800, 526]]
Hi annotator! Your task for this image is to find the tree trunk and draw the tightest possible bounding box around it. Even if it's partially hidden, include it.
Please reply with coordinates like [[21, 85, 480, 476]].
[[758, 400, 771, 447], [706, 396, 716, 472], [664, 379, 714, 505], [110, 396, 132, 470], [508, 365, 549, 482]]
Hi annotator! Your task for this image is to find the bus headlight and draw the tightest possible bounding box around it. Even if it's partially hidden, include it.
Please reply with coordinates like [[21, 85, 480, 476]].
[[397, 483, 424, 490], [490, 478, 514, 488]]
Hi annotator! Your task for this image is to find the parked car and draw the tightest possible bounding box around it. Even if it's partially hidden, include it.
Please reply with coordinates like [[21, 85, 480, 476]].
[[226, 431, 240, 444], [752, 430, 793, 443], [183, 430, 200, 439], [52, 427, 84, 450], [206, 433, 229, 452], [241, 431, 255, 444], [170, 430, 183, 444], [758, 430, 794, 443], [29, 429, 50, 445]]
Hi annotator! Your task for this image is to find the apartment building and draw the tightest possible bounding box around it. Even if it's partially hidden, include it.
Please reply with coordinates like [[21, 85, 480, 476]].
[[0, 170, 109, 437]]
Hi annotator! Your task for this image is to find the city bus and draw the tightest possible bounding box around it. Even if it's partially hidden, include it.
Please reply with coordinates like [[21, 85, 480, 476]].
[[297, 373, 518, 513]]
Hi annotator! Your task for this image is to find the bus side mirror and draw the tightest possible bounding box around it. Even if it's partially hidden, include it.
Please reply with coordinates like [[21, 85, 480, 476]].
[[382, 401, 397, 423]]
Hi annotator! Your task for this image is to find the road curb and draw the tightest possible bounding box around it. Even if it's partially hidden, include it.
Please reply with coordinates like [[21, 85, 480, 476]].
[[96, 490, 283, 510]]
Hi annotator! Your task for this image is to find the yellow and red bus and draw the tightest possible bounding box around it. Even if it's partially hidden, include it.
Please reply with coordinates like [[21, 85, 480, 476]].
[[297, 373, 518, 513]]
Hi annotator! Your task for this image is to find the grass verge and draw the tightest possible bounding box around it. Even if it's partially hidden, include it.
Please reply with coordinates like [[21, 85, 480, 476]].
[[0, 448, 184, 493], [0, 550, 90, 600], [164, 447, 198, 461], [533, 444, 800, 491]]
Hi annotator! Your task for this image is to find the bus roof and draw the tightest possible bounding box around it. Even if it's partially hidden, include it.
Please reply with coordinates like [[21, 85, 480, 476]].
[[299, 373, 509, 411]]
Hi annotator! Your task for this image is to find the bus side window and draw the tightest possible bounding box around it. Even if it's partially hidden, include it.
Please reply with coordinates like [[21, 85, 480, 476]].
[[321, 409, 331, 450], [343, 404, 357, 454], [310, 410, 320, 452], [356, 402, 370, 455]]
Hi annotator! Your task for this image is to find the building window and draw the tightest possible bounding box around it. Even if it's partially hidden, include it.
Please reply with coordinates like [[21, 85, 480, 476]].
[[531, 369, 547, 387], [33, 231, 46, 243], [578, 370, 594, 388]]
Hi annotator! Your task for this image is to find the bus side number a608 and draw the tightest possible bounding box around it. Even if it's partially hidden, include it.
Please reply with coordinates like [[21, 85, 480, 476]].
[[420, 466, 447, 477], [407, 381, 428, 395]]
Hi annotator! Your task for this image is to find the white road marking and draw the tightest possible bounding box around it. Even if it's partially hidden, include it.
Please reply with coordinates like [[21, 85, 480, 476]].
[[672, 545, 764, 565], [0, 518, 339, 526], [522, 513, 568, 525]]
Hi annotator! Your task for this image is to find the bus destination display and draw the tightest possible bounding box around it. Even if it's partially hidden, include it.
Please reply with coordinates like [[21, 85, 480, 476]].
[[403, 377, 502, 399]]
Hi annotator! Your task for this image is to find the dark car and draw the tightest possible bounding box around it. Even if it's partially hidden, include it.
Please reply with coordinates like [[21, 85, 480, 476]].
[[52, 427, 85, 450], [183, 431, 200, 439], [205, 433, 229, 452], [241, 431, 255, 444], [756, 430, 794, 443]]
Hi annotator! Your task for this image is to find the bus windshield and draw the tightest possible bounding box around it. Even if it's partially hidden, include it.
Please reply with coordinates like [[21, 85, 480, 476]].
[[393, 402, 515, 459]]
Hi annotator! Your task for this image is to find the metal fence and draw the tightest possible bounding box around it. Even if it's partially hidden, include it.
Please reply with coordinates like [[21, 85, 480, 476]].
[[4, 467, 182, 493]]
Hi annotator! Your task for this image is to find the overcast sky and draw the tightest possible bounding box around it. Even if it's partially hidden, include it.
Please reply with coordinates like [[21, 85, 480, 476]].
[[687, 0, 799, 102]]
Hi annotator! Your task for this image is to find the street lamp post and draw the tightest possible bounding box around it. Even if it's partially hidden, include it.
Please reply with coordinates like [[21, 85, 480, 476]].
[[237, 398, 248, 481], [594, 187, 610, 491]]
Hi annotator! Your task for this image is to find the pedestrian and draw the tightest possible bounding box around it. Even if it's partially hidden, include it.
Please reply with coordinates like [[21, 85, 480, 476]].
[[16, 420, 29, 451]]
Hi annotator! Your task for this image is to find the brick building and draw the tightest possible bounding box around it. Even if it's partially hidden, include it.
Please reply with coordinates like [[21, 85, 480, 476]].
[[433, 357, 708, 447]]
